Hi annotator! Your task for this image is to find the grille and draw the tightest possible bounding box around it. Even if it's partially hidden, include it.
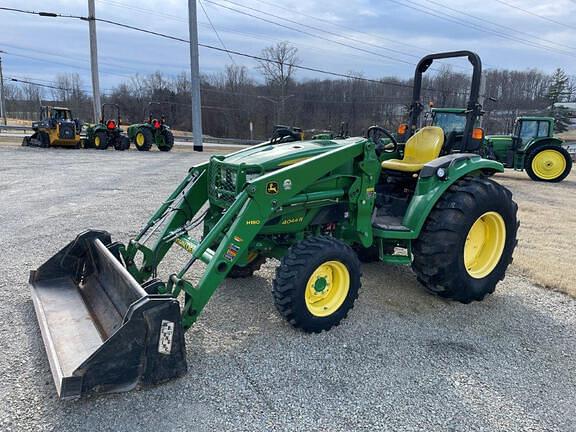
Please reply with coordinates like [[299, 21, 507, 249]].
[[208, 158, 263, 207], [208, 159, 240, 206]]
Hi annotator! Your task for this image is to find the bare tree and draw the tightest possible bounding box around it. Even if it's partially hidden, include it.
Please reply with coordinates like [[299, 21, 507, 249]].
[[257, 41, 300, 122]]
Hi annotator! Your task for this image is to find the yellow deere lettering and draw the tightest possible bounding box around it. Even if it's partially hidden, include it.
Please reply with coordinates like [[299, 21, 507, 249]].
[[281, 216, 304, 225], [175, 238, 194, 254], [246, 220, 261, 225]]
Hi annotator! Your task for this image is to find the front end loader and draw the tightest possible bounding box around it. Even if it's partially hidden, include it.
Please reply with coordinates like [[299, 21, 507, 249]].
[[30, 53, 519, 400]]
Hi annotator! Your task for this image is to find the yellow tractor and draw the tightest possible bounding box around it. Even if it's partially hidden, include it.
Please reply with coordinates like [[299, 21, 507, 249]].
[[22, 106, 82, 148]]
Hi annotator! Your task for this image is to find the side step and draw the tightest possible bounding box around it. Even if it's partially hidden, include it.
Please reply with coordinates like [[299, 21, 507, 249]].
[[29, 230, 187, 399], [372, 214, 410, 232]]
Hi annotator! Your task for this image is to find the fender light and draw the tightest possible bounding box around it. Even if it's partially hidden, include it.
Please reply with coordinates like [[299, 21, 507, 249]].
[[397, 124, 408, 135]]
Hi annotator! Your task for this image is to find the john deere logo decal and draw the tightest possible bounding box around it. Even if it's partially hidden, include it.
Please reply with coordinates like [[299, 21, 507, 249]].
[[266, 181, 279, 195]]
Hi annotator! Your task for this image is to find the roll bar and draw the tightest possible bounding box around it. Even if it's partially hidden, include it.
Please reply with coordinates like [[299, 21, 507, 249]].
[[406, 51, 483, 152]]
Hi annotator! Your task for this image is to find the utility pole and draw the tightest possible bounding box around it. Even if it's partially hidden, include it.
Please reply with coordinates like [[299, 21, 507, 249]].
[[0, 54, 7, 126], [88, 0, 102, 123], [188, 0, 203, 152]]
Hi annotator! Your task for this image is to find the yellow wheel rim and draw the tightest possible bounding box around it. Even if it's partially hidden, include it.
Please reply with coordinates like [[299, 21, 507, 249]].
[[464, 212, 506, 279], [94, 136, 100, 147], [305, 261, 350, 317], [531, 149, 566, 180], [136, 132, 145, 147]]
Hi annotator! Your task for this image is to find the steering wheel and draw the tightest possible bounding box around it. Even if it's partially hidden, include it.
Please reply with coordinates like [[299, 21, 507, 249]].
[[366, 126, 399, 155]]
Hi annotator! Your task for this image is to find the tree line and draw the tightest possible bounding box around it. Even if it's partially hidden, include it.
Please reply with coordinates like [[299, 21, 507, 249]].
[[4, 42, 575, 138]]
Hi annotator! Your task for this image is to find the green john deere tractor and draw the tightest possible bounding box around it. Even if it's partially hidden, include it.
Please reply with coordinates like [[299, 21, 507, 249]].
[[84, 103, 130, 151], [429, 108, 573, 182], [29, 51, 519, 400], [22, 106, 82, 148], [127, 102, 175, 152]]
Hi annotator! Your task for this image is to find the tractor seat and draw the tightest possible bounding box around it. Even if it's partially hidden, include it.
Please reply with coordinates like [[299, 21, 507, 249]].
[[381, 126, 445, 172]]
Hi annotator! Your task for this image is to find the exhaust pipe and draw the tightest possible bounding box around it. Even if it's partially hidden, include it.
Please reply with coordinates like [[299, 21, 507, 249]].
[[29, 230, 187, 399]]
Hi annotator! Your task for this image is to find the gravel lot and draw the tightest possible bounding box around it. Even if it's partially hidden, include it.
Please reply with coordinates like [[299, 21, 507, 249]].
[[0, 145, 575, 432]]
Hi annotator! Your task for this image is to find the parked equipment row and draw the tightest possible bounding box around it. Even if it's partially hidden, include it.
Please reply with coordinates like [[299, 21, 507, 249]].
[[21, 102, 174, 152]]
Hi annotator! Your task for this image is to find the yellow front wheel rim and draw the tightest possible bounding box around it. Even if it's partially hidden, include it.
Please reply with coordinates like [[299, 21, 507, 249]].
[[94, 136, 101, 147], [136, 132, 145, 146], [305, 261, 350, 317], [531, 149, 566, 180], [464, 211, 506, 279]]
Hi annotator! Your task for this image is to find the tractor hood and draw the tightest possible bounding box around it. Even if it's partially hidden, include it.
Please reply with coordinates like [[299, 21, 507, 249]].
[[223, 137, 363, 171]]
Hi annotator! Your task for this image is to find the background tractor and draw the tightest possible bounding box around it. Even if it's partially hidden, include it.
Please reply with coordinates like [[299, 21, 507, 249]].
[[127, 102, 175, 151], [29, 52, 519, 400], [22, 106, 82, 148], [84, 103, 130, 151], [428, 108, 573, 182]]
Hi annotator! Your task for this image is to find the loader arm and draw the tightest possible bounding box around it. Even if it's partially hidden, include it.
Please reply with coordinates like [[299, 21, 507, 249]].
[[124, 138, 375, 329]]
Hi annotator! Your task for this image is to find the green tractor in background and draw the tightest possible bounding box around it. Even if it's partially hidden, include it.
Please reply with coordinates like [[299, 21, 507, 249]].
[[29, 51, 519, 399], [84, 103, 130, 151], [127, 102, 175, 152], [429, 108, 573, 182]]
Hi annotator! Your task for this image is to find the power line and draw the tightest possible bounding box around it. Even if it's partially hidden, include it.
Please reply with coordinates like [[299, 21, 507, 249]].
[[253, 0, 432, 55], [425, 0, 576, 52], [385, 0, 575, 57], [198, 0, 236, 65], [0, 6, 472, 97], [208, 0, 420, 63], [201, 0, 417, 68], [0, 43, 142, 77], [9, 77, 76, 91], [493, 0, 576, 32], [94, 0, 451, 70]]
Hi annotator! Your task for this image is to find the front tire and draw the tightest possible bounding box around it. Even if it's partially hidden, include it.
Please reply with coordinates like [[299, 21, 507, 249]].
[[412, 176, 518, 303], [273, 236, 361, 333], [525, 145, 572, 182], [38, 131, 50, 148]]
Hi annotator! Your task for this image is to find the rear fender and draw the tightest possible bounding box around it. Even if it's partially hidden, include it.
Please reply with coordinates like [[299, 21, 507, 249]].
[[524, 137, 564, 154], [403, 154, 503, 235]]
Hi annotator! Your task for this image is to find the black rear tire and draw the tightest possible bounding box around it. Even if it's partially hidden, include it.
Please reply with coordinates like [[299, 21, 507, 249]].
[[273, 236, 361, 333], [412, 176, 518, 303], [158, 129, 174, 152], [134, 128, 154, 151], [525, 144, 572, 183], [114, 135, 130, 151]]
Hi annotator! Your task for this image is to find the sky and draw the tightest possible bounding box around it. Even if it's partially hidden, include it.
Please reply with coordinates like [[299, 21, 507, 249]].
[[1, 0, 575, 95]]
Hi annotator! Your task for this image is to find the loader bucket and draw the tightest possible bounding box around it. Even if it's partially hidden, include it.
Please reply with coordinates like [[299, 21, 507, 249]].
[[29, 230, 187, 399]]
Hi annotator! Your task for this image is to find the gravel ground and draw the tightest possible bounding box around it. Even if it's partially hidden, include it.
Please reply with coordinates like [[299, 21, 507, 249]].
[[0, 146, 575, 432]]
